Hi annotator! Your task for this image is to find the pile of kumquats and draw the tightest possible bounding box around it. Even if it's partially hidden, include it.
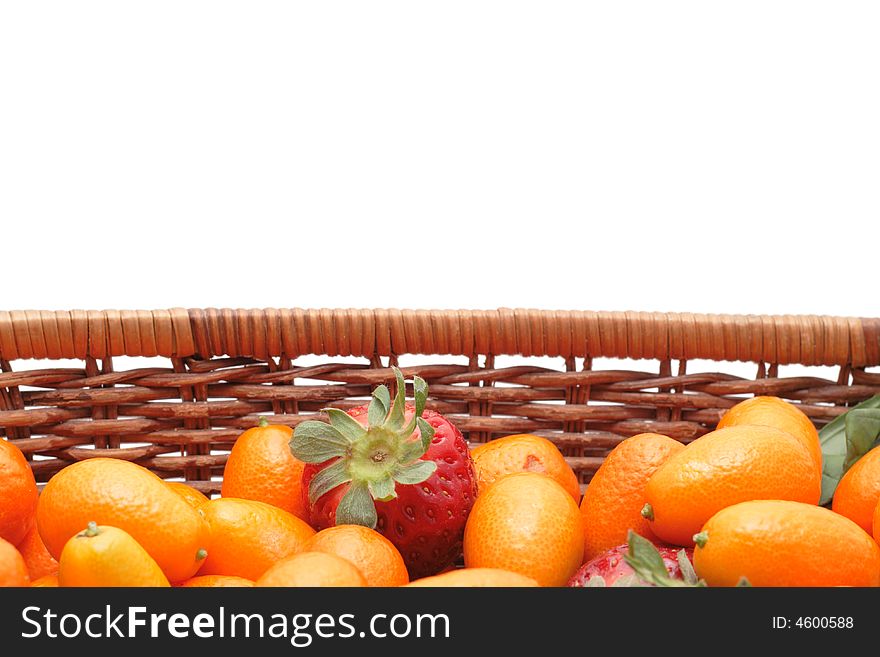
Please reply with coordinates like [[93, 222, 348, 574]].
[[2, 368, 880, 588]]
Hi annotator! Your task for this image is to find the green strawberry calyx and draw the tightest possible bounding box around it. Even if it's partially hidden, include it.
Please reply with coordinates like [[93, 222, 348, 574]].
[[289, 367, 436, 529], [622, 530, 707, 587]]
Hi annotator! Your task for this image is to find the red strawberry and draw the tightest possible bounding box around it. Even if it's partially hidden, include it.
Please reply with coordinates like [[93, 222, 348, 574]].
[[291, 368, 477, 579], [568, 532, 699, 587]]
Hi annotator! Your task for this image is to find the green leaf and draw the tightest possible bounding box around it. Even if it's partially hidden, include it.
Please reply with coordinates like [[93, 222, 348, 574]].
[[625, 531, 669, 580], [367, 386, 390, 426], [335, 481, 377, 529], [677, 549, 698, 585], [623, 530, 706, 588], [399, 375, 432, 440], [844, 409, 880, 471], [819, 394, 880, 504], [399, 438, 428, 464], [392, 460, 437, 485], [386, 367, 407, 431], [308, 459, 352, 505], [325, 408, 367, 443], [373, 385, 391, 412], [413, 376, 428, 419], [610, 573, 650, 587], [368, 475, 397, 502], [416, 417, 435, 452], [290, 421, 351, 463]]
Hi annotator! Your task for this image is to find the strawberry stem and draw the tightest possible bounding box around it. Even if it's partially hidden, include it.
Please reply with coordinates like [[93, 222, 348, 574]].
[[289, 367, 437, 529]]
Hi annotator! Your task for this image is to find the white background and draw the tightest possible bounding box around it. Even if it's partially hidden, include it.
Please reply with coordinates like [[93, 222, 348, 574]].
[[1, 1, 877, 316]]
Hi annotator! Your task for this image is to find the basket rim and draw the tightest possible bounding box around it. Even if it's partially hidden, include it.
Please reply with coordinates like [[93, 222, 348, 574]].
[[1, 308, 877, 367]]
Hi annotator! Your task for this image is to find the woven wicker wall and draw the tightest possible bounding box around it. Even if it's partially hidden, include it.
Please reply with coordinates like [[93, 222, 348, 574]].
[[2, 309, 879, 494]]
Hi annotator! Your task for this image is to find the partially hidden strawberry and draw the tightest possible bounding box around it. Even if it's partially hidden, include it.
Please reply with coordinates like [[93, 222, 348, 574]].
[[290, 368, 477, 579], [568, 532, 701, 587]]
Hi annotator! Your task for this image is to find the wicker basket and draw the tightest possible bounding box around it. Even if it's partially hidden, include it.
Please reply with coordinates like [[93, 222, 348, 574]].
[[2, 308, 879, 494]]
